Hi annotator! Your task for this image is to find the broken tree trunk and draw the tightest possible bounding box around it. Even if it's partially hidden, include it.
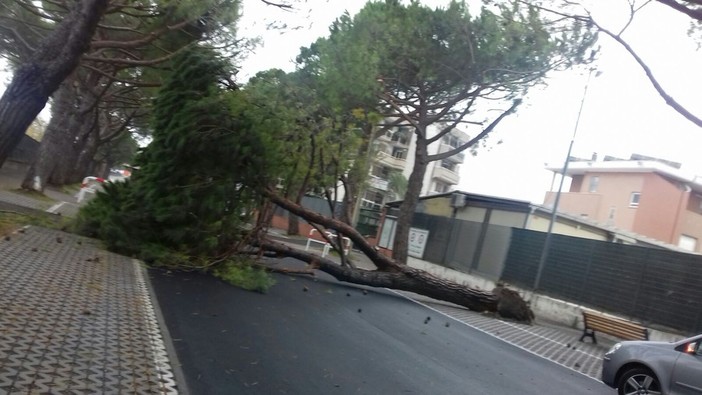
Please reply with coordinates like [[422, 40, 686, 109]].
[[261, 189, 534, 323]]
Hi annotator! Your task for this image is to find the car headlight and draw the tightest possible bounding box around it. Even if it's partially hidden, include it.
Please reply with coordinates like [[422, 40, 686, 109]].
[[605, 343, 622, 357]]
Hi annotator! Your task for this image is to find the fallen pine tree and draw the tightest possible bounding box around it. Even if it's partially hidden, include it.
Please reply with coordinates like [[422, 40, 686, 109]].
[[254, 189, 535, 324]]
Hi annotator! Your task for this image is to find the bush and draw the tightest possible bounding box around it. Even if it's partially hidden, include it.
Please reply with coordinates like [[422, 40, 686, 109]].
[[211, 257, 276, 293]]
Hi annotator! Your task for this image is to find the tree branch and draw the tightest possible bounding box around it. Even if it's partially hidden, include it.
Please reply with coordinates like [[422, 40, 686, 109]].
[[427, 99, 521, 162], [594, 20, 702, 127], [656, 0, 702, 20], [91, 19, 193, 49]]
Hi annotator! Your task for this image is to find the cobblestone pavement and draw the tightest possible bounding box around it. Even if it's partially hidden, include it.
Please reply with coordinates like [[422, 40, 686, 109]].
[[394, 291, 609, 381], [0, 227, 179, 394]]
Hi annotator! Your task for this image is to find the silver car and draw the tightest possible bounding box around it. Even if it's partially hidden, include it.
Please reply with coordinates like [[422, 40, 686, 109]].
[[602, 333, 702, 394]]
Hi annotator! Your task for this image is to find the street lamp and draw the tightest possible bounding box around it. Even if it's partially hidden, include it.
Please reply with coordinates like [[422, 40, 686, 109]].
[[533, 68, 599, 291]]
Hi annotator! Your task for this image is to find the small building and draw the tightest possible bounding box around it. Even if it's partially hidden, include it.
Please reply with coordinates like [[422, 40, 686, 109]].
[[376, 190, 691, 279]]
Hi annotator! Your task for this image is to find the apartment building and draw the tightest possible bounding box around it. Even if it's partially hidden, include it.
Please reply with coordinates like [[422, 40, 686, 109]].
[[356, 124, 468, 236], [544, 154, 702, 252], [360, 124, 468, 210]]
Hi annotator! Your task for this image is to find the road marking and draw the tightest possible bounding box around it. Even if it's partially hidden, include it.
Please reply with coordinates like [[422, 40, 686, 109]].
[[46, 202, 65, 213], [389, 289, 605, 384]]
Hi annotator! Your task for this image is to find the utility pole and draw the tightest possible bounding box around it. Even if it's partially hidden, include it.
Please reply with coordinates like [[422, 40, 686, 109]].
[[533, 68, 597, 291]]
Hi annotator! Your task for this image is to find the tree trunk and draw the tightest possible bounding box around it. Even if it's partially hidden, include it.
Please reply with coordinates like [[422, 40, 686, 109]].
[[21, 84, 75, 191], [70, 127, 100, 184], [262, 240, 499, 312], [53, 108, 96, 185], [287, 212, 300, 236], [392, 135, 428, 264], [259, 189, 534, 323], [0, 0, 110, 167]]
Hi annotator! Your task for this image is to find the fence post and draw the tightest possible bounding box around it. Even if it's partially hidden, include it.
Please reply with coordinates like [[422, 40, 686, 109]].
[[577, 242, 595, 303], [471, 209, 492, 272]]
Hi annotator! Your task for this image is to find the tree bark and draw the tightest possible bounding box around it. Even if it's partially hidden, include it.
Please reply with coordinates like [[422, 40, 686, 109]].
[[0, 0, 110, 167], [70, 127, 100, 184], [260, 239, 500, 313], [392, 134, 429, 264], [21, 84, 75, 191], [50, 106, 97, 185]]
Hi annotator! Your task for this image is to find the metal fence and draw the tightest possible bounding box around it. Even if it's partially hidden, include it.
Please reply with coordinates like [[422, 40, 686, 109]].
[[411, 213, 511, 281], [502, 228, 702, 335]]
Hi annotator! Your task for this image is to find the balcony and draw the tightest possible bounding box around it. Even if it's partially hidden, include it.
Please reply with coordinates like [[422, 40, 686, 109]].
[[439, 143, 465, 163], [376, 129, 410, 147], [432, 165, 460, 185], [376, 131, 392, 143], [376, 151, 407, 171], [360, 199, 383, 210], [367, 175, 389, 191]]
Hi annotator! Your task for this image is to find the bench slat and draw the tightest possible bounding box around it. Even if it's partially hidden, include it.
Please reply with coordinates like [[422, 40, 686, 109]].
[[580, 311, 648, 343]]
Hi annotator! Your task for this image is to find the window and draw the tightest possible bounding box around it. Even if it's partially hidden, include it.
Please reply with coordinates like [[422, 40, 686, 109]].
[[629, 192, 641, 207], [679, 235, 697, 252], [378, 217, 397, 248], [588, 176, 599, 193], [440, 160, 456, 172], [434, 181, 450, 193], [371, 165, 391, 179], [390, 127, 409, 145], [391, 147, 407, 159], [363, 190, 384, 204], [441, 134, 463, 148]]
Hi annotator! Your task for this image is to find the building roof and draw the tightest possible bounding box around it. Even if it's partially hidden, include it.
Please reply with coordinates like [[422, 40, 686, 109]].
[[385, 190, 532, 212], [546, 159, 702, 194], [387, 190, 696, 254], [530, 203, 695, 253]]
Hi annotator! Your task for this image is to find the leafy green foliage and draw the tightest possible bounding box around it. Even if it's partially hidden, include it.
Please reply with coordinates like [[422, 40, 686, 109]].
[[73, 180, 142, 254], [292, 0, 598, 263], [211, 257, 276, 293], [75, 46, 272, 275], [244, 68, 363, 202]]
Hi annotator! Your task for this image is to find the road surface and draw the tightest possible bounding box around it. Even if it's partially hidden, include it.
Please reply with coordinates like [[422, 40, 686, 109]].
[[149, 258, 612, 394]]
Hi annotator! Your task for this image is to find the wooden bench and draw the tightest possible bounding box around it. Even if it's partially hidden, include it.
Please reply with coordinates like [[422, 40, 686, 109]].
[[579, 311, 649, 344]]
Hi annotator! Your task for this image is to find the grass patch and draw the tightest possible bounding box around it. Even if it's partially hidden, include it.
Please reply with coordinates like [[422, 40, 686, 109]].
[[0, 210, 70, 236], [0, 212, 25, 236], [212, 257, 276, 293]]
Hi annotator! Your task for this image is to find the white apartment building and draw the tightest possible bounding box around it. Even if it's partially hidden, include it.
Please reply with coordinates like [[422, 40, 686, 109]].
[[360, 124, 468, 211]]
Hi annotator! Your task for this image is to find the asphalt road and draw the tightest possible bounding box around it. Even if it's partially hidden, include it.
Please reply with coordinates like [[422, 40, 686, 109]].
[[149, 258, 612, 394]]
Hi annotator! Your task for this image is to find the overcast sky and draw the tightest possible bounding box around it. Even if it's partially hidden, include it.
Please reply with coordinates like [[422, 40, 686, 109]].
[[1, 1, 698, 204], [237, 0, 702, 203]]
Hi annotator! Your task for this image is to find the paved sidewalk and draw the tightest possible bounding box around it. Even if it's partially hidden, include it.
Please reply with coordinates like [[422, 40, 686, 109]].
[[0, 167, 183, 394], [0, 226, 179, 394]]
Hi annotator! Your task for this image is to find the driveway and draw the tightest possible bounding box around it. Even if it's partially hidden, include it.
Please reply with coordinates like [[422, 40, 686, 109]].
[[149, 258, 612, 394]]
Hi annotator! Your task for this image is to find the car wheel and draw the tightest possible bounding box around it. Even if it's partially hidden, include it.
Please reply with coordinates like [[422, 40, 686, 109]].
[[617, 367, 662, 395]]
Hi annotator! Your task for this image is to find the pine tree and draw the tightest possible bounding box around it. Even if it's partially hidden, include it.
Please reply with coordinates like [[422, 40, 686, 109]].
[[77, 45, 269, 266]]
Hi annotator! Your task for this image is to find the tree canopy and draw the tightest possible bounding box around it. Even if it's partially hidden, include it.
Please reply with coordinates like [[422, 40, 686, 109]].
[[0, 0, 242, 185], [523, 0, 702, 128], [297, 0, 597, 262], [76, 45, 271, 265]]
